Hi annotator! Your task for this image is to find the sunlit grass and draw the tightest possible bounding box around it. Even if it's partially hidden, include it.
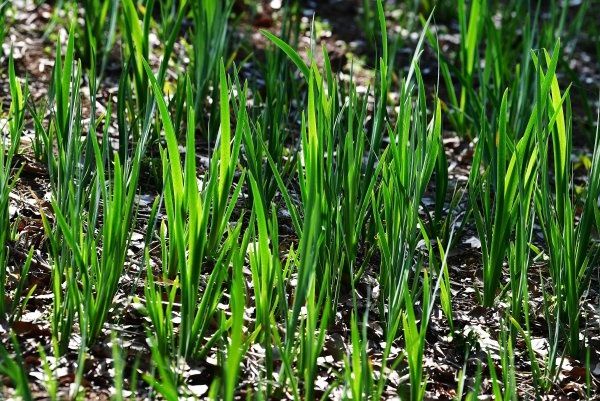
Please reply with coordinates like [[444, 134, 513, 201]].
[[0, 0, 599, 399]]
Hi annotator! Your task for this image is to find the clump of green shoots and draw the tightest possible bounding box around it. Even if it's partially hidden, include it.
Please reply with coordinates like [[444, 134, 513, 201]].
[[144, 61, 244, 366], [467, 41, 568, 307], [52, 124, 140, 344], [270, 67, 334, 400], [468, 87, 539, 307], [36, 29, 86, 353], [373, 83, 441, 400], [261, 0, 393, 302], [534, 46, 600, 356], [39, 27, 147, 351]]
